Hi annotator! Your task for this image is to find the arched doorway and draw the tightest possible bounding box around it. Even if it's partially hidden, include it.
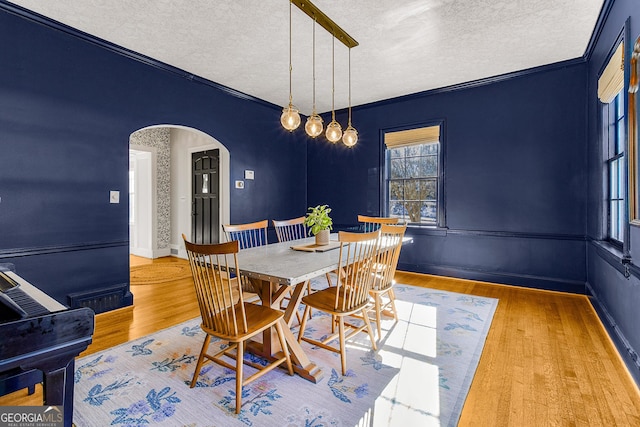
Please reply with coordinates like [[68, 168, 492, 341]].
[[129, 125, 230, 259]]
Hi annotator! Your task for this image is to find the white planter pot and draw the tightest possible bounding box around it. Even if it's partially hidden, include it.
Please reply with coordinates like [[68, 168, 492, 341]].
[[315, 229, 330, 246]]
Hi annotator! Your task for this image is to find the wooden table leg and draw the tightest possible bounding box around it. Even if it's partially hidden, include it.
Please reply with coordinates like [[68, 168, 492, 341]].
[[246, 278, 323, 383], [279, 322, 323, 383], [283, 280, 308, 327]]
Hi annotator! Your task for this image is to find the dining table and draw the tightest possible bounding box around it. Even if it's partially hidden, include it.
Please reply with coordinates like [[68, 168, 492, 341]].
[[234, 235, 344, 383], [232, 233, 412, 384]]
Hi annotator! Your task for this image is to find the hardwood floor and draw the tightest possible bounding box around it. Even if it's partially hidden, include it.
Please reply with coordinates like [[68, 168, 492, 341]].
[[398, 272, 640, 426], [2, 256, 639, 426]]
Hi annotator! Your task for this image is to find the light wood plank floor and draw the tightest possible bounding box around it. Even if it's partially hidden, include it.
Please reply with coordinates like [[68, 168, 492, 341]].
[[2, 256, 639, 426]]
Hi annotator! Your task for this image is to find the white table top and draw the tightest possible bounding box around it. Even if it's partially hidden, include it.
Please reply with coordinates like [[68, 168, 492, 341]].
[[235, 234, 412, 286], [236, 236, 341, 286]]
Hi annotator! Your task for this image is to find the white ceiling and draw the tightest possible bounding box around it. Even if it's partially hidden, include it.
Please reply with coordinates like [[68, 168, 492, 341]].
[[9, 0, 604, 115]]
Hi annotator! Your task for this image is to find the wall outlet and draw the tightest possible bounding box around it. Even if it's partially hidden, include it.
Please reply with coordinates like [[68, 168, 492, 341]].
[[109, 190, 120, 203], [235, 180, 245, 189], [245, 170, 254, 180]]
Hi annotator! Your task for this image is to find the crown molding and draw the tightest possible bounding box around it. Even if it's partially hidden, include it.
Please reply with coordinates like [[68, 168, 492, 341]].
[[0, 0, 281, 111], [354, 57, 587, 112], [582, 0, 616, 62]]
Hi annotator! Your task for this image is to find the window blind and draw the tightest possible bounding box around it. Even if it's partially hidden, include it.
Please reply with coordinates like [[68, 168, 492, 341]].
[[384, 125, 440, 149], [598, 42, 624, 104]]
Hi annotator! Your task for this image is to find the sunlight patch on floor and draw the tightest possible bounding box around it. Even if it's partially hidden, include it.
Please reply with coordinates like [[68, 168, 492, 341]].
[[359, 301, 442, 426]]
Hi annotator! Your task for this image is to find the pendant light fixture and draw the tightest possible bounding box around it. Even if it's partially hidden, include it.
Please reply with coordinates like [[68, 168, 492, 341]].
[[285, 0, 359, 142], [281, 0, 301, 132], [342, 47, 358, 147], [325, 34, 342, 143], [304, 18, 323, 138]]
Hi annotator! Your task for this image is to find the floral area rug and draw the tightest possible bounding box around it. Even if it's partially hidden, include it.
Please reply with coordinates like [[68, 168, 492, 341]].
[[73, 283, 497, 427]]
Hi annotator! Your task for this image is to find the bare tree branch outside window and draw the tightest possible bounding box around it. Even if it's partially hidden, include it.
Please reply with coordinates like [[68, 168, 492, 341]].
[[388, 142, 438, 224]]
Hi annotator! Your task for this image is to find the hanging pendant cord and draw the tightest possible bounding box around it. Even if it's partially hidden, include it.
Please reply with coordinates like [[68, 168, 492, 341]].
[[331, 34, 335, 121], [348, 47, 352, 126], [312, 18, 316, 113], [288, 0, 293, 105]]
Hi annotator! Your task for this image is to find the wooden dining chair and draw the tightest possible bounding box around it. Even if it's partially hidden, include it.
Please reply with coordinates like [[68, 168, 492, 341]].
[[273, 216, 307, 242], [272, 216, 336, 288], [182, 234, 293, 414], [222, 220, 268, 249], [369, 224, 407, 339], [222, 220, 268, 295], [272, 216, 319, 322], [297, 230, 379, 375], [357, 214, 399, 232]]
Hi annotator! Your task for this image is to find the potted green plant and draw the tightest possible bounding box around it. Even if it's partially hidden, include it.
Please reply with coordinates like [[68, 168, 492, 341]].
[[304, 204, 333, 245]]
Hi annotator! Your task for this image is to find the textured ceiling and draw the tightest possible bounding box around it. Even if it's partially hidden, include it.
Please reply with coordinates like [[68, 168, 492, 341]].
[[9, 0, 604, 115]]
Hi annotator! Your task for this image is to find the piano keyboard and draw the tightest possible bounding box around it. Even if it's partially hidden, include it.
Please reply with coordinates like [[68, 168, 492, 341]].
[[0, 270, 67, 314], [2, 287, 51, 317]]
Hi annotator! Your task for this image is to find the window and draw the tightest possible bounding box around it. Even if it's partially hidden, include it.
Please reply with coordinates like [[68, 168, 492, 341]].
[[606, 91, 625, 244], [598, 41, 625, 244], [384, 125, 442, 226]]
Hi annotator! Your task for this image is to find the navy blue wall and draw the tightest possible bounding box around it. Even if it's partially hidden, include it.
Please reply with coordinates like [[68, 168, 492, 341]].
[[1, 0, 639, 385], [0, 6, 307, 306], [308, 63, 588, 293], [585, 0, 640, 383]]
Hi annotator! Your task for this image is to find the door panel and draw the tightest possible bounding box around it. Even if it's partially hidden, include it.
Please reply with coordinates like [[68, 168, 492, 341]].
[[192, 150, 219, 244]]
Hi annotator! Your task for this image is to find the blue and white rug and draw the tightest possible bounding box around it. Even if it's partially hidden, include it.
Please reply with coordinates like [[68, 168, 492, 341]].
[[73, 284, 497, 426]]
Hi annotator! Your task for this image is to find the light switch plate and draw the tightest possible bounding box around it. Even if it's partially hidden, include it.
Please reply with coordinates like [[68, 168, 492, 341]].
[[235, 180, 245, 189], [245, 170, 254, 180], [109, 190, 120, 204]]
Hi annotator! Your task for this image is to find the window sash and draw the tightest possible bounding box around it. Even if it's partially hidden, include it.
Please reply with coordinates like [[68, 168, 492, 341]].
[[605, 90, 625, 244], [386, 142, 439, 225]]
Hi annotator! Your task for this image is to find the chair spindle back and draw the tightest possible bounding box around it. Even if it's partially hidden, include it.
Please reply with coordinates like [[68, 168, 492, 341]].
[[372, 224, 407, 291], [182, 235, 247, 337], [222, 220, 268, 249], [335, 230, 380, 311], [357, 215, 399, 233], [273, 217, 307, 242]]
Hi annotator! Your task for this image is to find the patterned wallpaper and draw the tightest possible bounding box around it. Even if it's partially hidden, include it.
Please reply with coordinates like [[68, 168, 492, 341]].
[[130, 127, 170, 252]]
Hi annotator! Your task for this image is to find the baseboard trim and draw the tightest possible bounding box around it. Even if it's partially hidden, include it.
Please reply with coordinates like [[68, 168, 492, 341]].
[[129, 247, 171, 259], [130, 247, 154, 258], [153, 248, 171, 258], [94, 304, 133, 319], [398, 262, 586, 294], [585, 281, 640, 387], [172, 249, 188, 260]]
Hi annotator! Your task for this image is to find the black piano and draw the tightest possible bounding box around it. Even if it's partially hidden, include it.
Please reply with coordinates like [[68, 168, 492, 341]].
[[0, 264, 94, 427]]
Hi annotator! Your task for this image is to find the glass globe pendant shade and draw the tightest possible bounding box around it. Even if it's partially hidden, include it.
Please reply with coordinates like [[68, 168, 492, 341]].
[[342, 124, 358, 147], [281, 104, 301, 131], [305, 113, 324, 137], [325, 120, 342, 143]]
